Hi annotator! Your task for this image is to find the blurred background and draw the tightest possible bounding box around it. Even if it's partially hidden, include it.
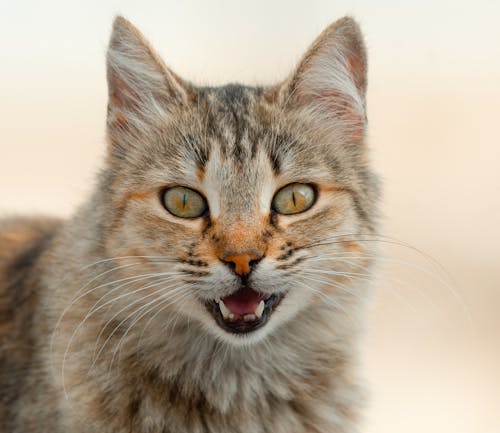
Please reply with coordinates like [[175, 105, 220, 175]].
[[1, 1, 499, 431]]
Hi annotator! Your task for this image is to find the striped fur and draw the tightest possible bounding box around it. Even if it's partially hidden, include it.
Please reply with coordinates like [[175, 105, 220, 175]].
[[0, 16, 379, 433]]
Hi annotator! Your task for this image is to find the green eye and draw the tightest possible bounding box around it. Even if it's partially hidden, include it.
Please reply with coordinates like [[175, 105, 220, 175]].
[[272, 183, 316, 215], [162, 186, 207, 218]]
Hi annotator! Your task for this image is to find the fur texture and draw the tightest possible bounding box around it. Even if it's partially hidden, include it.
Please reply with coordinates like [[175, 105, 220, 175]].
[[0, 16, 379, 433]]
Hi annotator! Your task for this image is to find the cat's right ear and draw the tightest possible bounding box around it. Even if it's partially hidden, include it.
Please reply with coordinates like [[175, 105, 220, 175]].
[[106, 16, 191, 147]]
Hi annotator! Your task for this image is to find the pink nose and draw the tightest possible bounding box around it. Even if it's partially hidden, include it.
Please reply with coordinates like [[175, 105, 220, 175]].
[[221, 253, 262, 276]]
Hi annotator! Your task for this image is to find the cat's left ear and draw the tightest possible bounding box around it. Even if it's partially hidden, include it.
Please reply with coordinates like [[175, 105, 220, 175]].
[[278, 17, 367, 131], [106, 16, 191, 144]]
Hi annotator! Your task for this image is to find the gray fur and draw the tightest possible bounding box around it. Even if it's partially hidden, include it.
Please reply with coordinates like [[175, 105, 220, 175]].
[[0, 16, 379, 433]]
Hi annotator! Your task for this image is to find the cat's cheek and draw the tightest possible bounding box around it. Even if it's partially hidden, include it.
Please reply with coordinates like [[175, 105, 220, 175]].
[[266, 285, 316, 328], [159, 292, 227, 340]]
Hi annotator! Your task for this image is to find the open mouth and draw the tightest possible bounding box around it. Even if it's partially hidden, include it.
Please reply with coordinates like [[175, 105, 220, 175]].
[[205, 287, 285, 334]]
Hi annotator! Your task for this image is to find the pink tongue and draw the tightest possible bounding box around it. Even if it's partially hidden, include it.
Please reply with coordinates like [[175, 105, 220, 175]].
[[222, 287, 266, 316]]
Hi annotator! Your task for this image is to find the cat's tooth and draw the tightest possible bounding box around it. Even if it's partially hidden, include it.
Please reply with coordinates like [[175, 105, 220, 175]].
[[243, 314, 257, 322], [218, 300, 231, 320], [255, 300, 265, 319]]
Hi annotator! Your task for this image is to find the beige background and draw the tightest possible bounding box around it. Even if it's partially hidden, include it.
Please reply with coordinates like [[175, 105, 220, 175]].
[[1, 1, 499, 432]]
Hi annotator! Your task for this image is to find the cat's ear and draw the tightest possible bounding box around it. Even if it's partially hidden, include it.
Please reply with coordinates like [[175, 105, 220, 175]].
[[106, 16, 191, 142], [280, 17, 367, 129]]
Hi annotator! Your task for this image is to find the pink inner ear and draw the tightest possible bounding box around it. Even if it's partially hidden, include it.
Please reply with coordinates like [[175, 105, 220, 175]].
[[108, 69, 141, 120], [344, 51, 367, 98], [312, 89, 358, 115], [107, 69, 154, 135], [301, 86, 366, 132]]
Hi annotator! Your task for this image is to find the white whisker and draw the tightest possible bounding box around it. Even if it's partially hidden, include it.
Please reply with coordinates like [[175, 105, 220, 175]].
[[61, 274, 181, 397], [90, 278, 187, 361], [109, 287, 194, 369]]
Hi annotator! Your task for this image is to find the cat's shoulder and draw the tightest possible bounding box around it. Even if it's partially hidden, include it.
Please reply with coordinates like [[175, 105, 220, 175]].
[[0, 216, 62, 334], [0, 217, 63, 427], [0, 216, 62, 271]]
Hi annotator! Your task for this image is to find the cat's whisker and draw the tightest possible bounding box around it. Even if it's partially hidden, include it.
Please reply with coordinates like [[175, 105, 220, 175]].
[[302, 248, 411, 270], [80, 255, 176, 270], [312, 268, 422, 314], [75, 262, 153, 297], [303, 268, 375, 280], [62, 273, 182, 365], [300, 267, 377, 292], [304, 249, 470, 321], [61, 275, 183, 396], [136, 286, 196, 347], [54, 268, 183, 341], [294, 279, 351, 313], [132, 287, 194, 342], [146, 292, 189, 360], [86, 272, 184, 317], [90, 277, 187, 360], [303, 233, 471, 322], [85, 271, 183, 296], [72, 271, 185, 322], [298, 273, 367, 303], [62, 271, 182, 327], [88, 284, 187, 373], [300, 265, 442, 314], [304, 232, 451, 278], [307, 253, 446, 279], [306, 252, 378, 261], [109, 288, 194, 369], [301, 256, 373, 272], [306, 250, 421, 276], [51, 263, 174, 356], [93, 286, 185, 372]]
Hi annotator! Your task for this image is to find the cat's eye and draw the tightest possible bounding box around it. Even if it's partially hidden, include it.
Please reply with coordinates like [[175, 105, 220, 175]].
[[162, 186, 207, 218], [272, 183, 316, 215]]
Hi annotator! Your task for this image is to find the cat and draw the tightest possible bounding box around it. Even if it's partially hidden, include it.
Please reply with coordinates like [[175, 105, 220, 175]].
[[0, 15, 379, 433]]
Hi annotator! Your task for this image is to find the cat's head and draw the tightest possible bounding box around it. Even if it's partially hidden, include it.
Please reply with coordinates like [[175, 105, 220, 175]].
[[98, 16, 379, 346]]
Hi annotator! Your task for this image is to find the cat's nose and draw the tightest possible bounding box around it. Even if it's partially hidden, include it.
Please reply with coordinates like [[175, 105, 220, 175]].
[[221, 252, 263, 276]]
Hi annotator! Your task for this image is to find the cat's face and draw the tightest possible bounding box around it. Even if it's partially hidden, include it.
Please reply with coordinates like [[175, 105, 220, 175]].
[[99, 17, 378, 346]]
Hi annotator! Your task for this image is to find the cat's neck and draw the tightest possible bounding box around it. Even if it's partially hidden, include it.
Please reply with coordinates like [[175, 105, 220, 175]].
[[111, 300, 363, 410]]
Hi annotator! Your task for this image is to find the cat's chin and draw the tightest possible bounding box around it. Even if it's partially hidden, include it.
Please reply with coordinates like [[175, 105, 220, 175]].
[[203, 287, 286, 335]]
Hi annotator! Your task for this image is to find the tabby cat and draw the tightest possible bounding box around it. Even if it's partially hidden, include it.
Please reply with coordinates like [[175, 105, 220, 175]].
[[0, 15, 379, 433]]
